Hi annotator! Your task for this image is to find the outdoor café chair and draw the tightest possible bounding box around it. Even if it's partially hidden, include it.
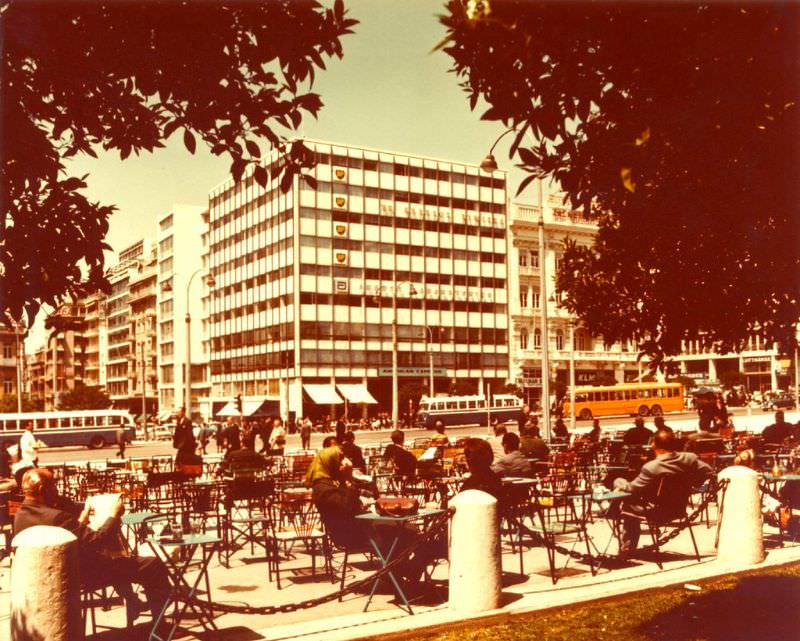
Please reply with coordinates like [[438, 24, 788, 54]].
[[619, 475, 701, 569], [267, 490, 331, 589], [221, 476, 273, 567]]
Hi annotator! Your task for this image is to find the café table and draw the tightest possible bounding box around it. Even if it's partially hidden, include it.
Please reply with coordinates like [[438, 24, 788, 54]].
[[147, 532, 220, 641], [586, 489, 631, 563], [354, 508, 445, 614], [122, 511, 168, 554]]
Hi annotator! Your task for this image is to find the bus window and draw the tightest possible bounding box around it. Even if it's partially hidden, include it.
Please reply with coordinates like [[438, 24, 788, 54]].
[[588, 392, 595, 402], [109, 415, 122, 426], [446, 402, 457, 410], [575, 393, 588, 403], [639, 389, 651, 399], [458, 401, 466, 410], [0, 420, 5, 431], [476, 399, 486, 409], [468, 400, 477, 409], [600, 391, 609, 401], [419, 403, 428, 412], [59, 417, 71, 428], [84, 416, 95, 427]]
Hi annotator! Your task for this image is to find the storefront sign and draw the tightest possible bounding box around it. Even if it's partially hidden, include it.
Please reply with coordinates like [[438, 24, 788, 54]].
[[378, 367, 447, 377]]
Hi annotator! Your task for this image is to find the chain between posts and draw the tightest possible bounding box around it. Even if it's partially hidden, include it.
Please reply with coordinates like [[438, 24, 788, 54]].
[[517, 479, 727, 563], [186, 509, 452, 616], [183, 481, 730, 615]]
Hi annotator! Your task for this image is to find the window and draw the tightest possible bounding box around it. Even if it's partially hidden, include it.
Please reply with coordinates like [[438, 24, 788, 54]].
[[534, 328, 541, 348], [520, 328, 529, 350], [519, 253, 528, 267], [519, 290, 528, 309], [529, 251, 539, 267], [555, 329, 564, 350], [2, 343, 12, 359], [159, 215, 173, 231], [2, 379, 12, 394], [531, 292, 540, 309]]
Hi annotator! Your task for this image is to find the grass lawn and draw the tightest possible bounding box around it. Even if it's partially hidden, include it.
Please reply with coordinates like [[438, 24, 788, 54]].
[[415, 562, 800, 641]]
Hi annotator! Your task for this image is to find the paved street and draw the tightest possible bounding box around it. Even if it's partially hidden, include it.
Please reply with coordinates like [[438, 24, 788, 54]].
[[35, 407, 779, 465]]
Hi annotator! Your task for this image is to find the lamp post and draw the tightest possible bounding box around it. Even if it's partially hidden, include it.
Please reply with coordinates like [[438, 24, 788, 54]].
[[166, 270, 215, 421], [795, 325, 800, 413], [390, 281, 417, 429], [569, 321, 576, 430], [422, 326, 435, 397], [479, 128, 551, 440]]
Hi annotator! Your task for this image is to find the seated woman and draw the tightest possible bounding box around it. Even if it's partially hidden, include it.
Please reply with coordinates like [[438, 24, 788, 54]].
[[308, 447, 443, 588], [459, 438, 503, 500]]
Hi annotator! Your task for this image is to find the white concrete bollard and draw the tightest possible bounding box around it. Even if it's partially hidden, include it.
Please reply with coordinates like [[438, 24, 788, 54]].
[[11, 525, 83, 641], [448, 489, 502, 613], [716, 466, 765, 567]]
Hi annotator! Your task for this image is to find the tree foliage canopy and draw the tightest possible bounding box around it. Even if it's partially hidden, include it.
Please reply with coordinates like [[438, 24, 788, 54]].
[[58, 382, 111, 411], [1, 0, 356, 324], [440, 1, 799, 362]]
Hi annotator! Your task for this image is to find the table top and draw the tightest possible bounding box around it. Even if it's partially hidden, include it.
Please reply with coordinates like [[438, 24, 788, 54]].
[[501, 476, 538, 485], [122, 511, 166, 526], [355, 508, 445, 523], [592, 490, 631, 501], [763, 473, 800, 482], [148, 533, 221, 547]]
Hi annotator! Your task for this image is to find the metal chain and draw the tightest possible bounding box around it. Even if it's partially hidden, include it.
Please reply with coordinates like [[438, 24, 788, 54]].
[[185, 509, 452, 616], [517, 480, 727, 563]]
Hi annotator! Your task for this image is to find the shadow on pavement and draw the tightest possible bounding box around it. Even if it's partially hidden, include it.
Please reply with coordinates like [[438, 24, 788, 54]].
[[639, 575, 800, 641]]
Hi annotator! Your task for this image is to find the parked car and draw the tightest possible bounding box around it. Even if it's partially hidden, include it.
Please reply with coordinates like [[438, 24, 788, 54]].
[[761, 393, 795, 411]]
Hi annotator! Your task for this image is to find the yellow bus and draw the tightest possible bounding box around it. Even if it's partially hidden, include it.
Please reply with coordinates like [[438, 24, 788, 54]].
[[562, 382, 684, 421]]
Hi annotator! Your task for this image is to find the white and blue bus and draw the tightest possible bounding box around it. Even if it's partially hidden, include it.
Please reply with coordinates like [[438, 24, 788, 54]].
[[416, 394, 523, 429], [0, 410, 136, 450]]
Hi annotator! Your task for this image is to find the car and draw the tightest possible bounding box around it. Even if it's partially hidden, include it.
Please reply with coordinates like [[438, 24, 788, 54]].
[[761, 393, 795, 411]]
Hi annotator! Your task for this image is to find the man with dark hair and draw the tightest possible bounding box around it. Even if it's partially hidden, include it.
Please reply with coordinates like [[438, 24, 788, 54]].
[[322, 435, 339, 449], [430, 420, 451, 447], [613, 428, 714, 553], [382, 430, 416, 477], [15, 468, 168, 628], [173, 407, 199, 466], [460, 438, 502, 499], [340, 430, 366, 473], [520, 425, 549, 460], [762, 411, 794, 445], [623, 417, 654, 446], [491, 432, 533, 478]]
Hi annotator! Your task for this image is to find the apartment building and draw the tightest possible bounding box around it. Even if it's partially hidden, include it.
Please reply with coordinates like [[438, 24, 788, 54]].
[[207, 139, 510, 420], [156, 205, 211, 420], [0, 325, 22, 397]]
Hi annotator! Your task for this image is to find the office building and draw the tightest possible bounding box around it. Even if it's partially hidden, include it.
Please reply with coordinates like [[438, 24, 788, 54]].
[[207, 139, 510, 420]]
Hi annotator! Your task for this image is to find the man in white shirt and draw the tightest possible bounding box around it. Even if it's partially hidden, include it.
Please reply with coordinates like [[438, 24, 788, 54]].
[[19, 421, 38, 466]]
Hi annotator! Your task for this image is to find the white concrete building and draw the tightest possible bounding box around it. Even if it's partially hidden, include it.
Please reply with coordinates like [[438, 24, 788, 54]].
[[508, 197, 640, 407], [156, 205, 211, 420], [207, 140, 510, 420]]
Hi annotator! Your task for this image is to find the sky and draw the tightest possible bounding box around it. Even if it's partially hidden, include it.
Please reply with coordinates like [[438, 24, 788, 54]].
[[65, 0, 540, 252], [29, 1, 542, 348]]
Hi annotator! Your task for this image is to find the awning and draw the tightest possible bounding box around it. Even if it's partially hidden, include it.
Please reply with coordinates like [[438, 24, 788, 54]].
[[336, 384, 378, 404], [216, 402, 236, 417], [215, 400, 281, 417], [303, 384, 344, 405]]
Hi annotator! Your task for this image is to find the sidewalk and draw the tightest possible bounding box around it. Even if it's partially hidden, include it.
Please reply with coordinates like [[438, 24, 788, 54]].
[[3, 498, 798, 641]]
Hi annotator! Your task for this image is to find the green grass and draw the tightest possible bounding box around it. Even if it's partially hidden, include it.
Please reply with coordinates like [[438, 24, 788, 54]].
[[417, 563, 800, 641]]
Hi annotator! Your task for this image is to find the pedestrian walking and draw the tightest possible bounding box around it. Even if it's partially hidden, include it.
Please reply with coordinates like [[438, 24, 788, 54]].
[[115, 426, 127, 459], [300, 417, 312, 450]]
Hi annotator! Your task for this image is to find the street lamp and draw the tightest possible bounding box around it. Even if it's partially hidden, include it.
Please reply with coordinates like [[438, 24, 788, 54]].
[[380, 281, 418, 429], [164, 270, 215, 420], [480, 129, 551, 439], [422, 325, 435, 397]]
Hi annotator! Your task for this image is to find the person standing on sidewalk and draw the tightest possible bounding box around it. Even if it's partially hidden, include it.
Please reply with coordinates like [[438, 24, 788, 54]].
[[19, 421, 38, 467], [115, 426, 127, 459], [300, 417, 312, 450]]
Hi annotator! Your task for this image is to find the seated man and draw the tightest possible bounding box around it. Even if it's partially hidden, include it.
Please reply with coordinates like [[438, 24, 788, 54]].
[[623, 417, 654, 446], [430, 421, 451, 448], [383, 430, 417, 477], [519, 426, 549, 460], [491, 432, 534, 478], [460, 438, 503, 500], [613, 429, 714, 553], [217, 441, 268, 477], [14, 468, 169, 628], [340, 430, 367, 473], [762, 410, 794, 446]]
